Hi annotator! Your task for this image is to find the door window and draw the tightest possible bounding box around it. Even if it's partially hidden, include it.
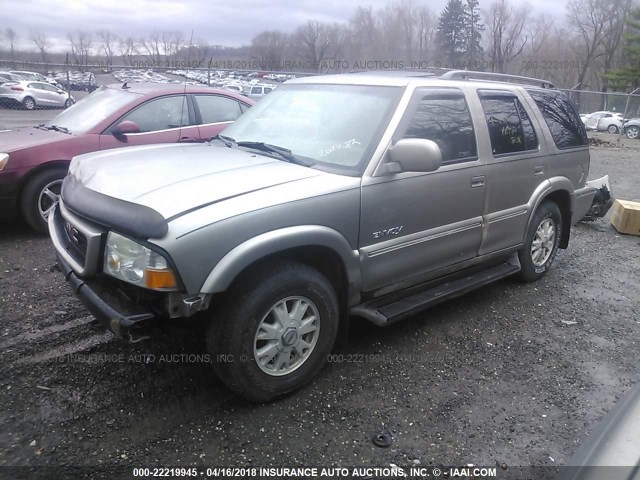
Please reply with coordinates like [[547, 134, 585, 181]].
[[402, 94, 477, 163], [528, 90, 587, 149], [194, 95, 243, 124], [120, 96, 189, 133], [479, 93, 538, 155]]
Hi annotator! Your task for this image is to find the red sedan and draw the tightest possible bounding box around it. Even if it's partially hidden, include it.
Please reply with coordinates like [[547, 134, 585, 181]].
[[0, 83, 254, 232]]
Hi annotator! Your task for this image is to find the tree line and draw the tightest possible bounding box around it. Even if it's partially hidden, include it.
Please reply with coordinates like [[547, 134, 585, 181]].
[[1, 0, 639, 90]]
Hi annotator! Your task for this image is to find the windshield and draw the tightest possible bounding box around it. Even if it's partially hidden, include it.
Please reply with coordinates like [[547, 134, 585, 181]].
[[222, 83, 402, 175], [45, 86, 141, 134]]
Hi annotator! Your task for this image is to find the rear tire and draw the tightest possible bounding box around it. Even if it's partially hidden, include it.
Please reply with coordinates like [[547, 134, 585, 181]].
[[607, 125, 619, 134], [517, 201, 562, 282], [23, 97, 36, 110], [207, 261, 339, 402], [20, 166, 67, 234]]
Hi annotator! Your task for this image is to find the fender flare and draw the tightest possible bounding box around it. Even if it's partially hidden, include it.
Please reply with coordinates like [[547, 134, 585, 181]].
[[200, 225, 362, 305]]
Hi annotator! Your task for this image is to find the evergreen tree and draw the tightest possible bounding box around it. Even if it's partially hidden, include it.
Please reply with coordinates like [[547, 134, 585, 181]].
[[464, 0, 485, 69], [436, 0, 468, 67], [608, 7, 640, 89]]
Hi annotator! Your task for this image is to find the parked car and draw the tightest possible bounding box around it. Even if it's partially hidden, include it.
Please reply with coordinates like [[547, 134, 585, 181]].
[[583, 111, 622, 131], [244, 84, 274, 100], [0, 80, 75, 110], [623, 118, 640, 139], [0, 83, 253, 232], [48, 71, 608, 402], [9, 71, 48, 82], [0, 71, 25, 84], [596, 113, 625, 133]]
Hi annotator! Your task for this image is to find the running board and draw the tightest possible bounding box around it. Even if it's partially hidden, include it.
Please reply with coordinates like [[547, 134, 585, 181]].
[[351, 256, 521, 327]]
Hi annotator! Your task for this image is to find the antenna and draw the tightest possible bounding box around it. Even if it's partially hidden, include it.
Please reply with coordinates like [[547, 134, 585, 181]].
[[178, 30, 194, 143]]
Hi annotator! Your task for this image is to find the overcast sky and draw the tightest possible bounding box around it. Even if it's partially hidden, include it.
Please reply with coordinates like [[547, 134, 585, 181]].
[[1, 0, 566, 50]]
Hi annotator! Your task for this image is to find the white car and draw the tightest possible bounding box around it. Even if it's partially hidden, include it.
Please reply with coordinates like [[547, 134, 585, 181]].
[[0, 80, 74, 110], [596, 113, 626, 134], [582, 111, 622, 131]]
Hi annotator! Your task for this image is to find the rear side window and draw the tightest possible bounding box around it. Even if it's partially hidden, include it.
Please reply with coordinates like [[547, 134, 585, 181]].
[[528, 90, 587, 149], [403, 94, 477, 163], [194, 95, 242, 124], [479, 92, 538, 155]]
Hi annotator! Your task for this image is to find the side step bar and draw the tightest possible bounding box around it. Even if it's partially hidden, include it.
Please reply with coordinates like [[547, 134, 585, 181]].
[[351, 255, 521, 327]]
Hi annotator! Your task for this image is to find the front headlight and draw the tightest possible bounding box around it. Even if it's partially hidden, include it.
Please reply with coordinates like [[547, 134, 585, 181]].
[[103, 231, 178, 291], [0, 153, 8, 171]]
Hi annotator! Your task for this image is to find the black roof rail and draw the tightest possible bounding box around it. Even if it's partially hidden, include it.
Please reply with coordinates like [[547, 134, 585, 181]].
[[440, 70, 555, 89]]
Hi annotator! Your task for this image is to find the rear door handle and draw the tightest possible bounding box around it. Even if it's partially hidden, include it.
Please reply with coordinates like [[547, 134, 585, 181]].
[[534, 166, 544, 176], [471, 175, 485, 188]]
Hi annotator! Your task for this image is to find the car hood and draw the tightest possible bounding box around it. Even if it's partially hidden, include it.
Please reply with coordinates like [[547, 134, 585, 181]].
[[0, 127, 74, 152], [69, 142, 328, 219]]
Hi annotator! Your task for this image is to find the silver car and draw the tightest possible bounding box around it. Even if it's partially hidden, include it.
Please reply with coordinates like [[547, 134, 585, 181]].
[[0, 80, 74, 110], [49, 71, 606, 402]]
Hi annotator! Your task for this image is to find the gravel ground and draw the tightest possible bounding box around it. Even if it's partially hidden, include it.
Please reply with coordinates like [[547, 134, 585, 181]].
[[0, 133, 639, 479]]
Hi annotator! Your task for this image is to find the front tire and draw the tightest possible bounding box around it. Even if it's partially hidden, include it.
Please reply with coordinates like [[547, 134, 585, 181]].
[[207, 261, 339, 402], [626, 126, 640, 139], [517, 201, 562, 282], [20, 167, 67, 233], [64, 98, 74, 108]]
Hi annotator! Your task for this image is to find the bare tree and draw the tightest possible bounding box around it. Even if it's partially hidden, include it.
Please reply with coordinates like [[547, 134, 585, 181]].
[[97, 31, 118, 66], [118, 36, 138, 66], [68, 30, 93, 68], [250, 31, 288, 70], [566, 0, 611, 89], [140, 32, 162, 63], [484, 0, 529, 73], [31, 31, 50, 64]]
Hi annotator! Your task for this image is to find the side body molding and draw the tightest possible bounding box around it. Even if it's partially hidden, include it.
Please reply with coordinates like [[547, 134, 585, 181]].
[[199, 225, 363, 305]]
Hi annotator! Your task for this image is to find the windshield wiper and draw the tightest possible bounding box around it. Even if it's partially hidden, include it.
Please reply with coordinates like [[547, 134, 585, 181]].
[[236, 141, 315, 167], [210, 134, 236, 148], [37, 124, 71, 134]]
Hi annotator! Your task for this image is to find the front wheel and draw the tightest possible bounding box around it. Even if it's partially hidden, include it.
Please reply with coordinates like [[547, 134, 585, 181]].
[[20, 167, 67, 233], [207, 261, 339, 402], [517, 201, 562, 282], [626, 126, 640, 139], [64, 98, 74, 108]]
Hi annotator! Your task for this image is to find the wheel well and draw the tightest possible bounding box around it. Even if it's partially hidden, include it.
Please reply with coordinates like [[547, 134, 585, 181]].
[[224, 246, 351, 343], [543, 190, 571, 249], [18, 161, 70, 209]]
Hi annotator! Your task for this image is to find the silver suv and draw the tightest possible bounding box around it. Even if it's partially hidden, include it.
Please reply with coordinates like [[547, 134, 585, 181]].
[[49, 71, 600, 402]]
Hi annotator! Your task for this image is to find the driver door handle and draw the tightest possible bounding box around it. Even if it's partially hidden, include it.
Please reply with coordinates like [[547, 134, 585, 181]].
[[179, 136, 199, 143]]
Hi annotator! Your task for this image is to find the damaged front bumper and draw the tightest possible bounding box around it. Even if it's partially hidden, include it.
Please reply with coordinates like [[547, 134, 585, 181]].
[[55, 251, 155, 342], [582, 175, 614, 221]]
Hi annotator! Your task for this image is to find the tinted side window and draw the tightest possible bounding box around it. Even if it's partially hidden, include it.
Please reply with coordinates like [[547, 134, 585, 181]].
[[403, 95, 477, 163], [194, 95, 242, 124], [528, 90, 587, 149], [121, 96, 189, 133], [479, 94, 538, 155]]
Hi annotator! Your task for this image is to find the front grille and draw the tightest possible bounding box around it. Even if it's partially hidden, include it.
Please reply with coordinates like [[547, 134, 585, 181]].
[[64, 219, 88, 264]]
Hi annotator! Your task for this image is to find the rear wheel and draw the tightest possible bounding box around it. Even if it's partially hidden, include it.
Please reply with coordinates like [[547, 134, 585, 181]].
[[23, 97, 36, 110], [207, 261, 339, 402], [20, 167, 67, 233], [517, 201, 562, 282], [607, 124, 619, 134], [626, 126, 640, 139]]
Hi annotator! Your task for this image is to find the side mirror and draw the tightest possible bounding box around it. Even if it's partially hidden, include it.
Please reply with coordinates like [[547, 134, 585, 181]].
[[383, 138, 442, 174], [112, 120, 140, 136]]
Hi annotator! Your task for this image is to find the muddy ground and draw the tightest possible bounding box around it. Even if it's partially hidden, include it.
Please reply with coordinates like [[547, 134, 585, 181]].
[[0, 132, 639, 479]]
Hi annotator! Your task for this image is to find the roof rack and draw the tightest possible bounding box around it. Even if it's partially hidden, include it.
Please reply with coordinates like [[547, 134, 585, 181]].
[[440, 70, 555, 89]]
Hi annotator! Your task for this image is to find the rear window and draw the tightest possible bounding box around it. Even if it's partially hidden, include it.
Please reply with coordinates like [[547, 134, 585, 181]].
[[528, 90, 587, 149]]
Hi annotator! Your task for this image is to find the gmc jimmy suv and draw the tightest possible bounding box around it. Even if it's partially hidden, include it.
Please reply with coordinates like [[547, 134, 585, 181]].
[[50, 71, 601, 401]]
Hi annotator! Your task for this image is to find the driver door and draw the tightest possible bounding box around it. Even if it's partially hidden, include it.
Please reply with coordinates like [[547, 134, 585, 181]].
[[99, 95, 200, 149], [359, 88, 486, 293]]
